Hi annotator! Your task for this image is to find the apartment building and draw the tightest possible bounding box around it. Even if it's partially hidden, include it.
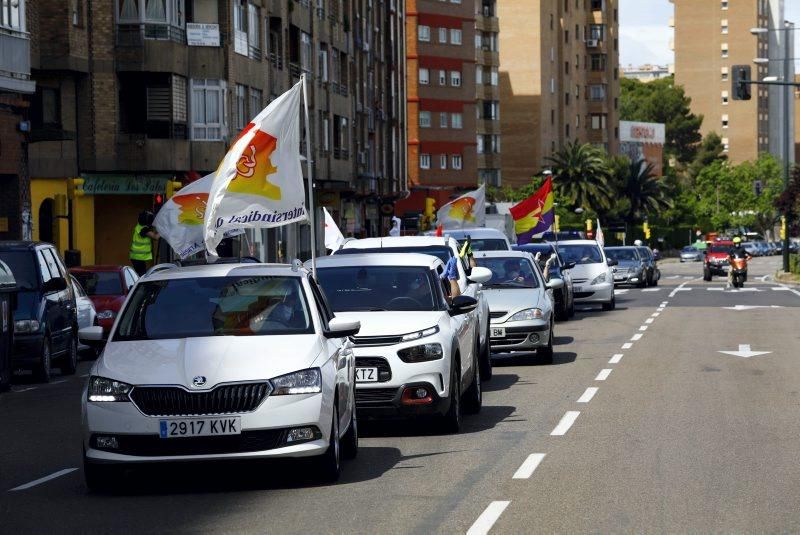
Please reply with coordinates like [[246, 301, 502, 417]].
[[25, 0, 405, 265], [670, 0, 792, 164], [621, 64, 671, 83], [475, 0, 501, 187], [498, 0, 620, 188]]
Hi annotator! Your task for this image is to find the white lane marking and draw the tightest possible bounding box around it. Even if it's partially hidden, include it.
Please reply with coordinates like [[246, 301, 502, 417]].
[[550, 411, 581, 436], [577, 387, 599, 403], [651, 312, 661, 317], [735, 287, 762, 292], [642, 288, 660, 292], [667, 275, 680, 279], [758, 275, 770, 282], [718, 344, 772, 358], [631, 333, 643, 341], [467, 501, 511, 535], [512, 454, 546, 479], [639, 325, 648, 331], [622, 342, 633, 349], [656, 308, 665, 312], [12, 387, 37, 393], [9, 468, 78, 491], [595, 369, 612, 381], [683, 276, 694, 280], [708, 287, 725, 292], [669, 282, 690, 298], [615, 289, 629, 295], [609, 354, 623, 364], [660, 301, 669, 306], [80, 373, 90, 378], [51, 379, 67, 385], [645, 318, 654, 324], [772, 286, 791, 291]]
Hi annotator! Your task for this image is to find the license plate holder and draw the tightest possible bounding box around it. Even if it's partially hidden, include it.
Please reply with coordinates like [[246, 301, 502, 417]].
[[355, 367, 379, 382], [159, 417, 241, 439], [491, 327, 506, 337]]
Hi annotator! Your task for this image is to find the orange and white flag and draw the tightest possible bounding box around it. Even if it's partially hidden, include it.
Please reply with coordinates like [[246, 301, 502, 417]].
[[203, 81, 306, 254], [436, 185, 485, 229]]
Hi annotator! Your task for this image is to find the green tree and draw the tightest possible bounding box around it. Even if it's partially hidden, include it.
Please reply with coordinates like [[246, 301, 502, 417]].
[[545, 140, 611, 211], [688, 132, 727, 180], [616, 157, 673, 225]]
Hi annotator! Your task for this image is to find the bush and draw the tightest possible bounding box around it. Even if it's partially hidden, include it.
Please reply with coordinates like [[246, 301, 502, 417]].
[[790, 254, 800, 275]]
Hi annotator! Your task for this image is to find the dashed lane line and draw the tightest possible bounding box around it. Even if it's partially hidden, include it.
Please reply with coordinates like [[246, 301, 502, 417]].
[[9, 468, 78, 492], [550, 411, 581, 436], [642, 288, 660, 292], [609, 354, 623, 364], [622, 342, 633, 350], [639, 326, 648, 331], [772, 286, 791, 291], [595, 369, 612, 381], [631, 333, 643, 341], [467, 501, 511, 535], [512, 454, 546, 480], [577, 387, 599, 403], [651, 312, 660, 317], [645, 318, 654, 324]]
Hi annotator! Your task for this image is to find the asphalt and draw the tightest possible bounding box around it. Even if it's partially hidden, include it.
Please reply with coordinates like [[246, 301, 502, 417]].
[[1, 256, 798, 533]]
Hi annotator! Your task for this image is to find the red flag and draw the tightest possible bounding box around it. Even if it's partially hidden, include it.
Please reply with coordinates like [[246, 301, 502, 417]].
[[435, 223, 444, 237]]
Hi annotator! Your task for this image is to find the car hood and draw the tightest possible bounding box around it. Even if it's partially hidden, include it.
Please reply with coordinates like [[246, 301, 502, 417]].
[[706, 252, 728, 259], [96, 335, 324, 387], [90, 294, 125, 311], [483, 288, 544, 314], [566, 263, 609, 280], [334, 311, 444, 337]]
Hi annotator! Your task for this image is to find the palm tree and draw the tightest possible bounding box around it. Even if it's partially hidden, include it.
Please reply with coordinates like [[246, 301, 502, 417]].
[[545, 141, 611, 210], [619, 158, 672, 224]]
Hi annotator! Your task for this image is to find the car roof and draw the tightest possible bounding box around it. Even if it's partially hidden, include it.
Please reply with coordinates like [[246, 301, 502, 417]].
[[604, 246, 636, 249], [140, 262, 307, 283], [555, 240, 602, 246], [513, 243, 554, 250], [70, 265, 127, 272], [474, 250, 532, 260], [340, 236, 456, 249], [0, 240, 54, 251], [314, 253, 443, 269], [443, 228, 509, 239]]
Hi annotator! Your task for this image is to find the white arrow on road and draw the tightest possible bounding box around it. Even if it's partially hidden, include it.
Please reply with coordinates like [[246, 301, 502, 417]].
[[718, 344, 772, 358], [723, 305, 784, 311]]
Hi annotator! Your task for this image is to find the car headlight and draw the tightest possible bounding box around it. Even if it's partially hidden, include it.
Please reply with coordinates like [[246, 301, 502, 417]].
[[96, 310, 116, 320], [14, 319, 40, 333], [88, 376, 132, 402], [271, 368, 322, 395], [509, 308, 544, 321], [397, 343, 444, 363], [401, 325, 440, 342], [591, 273, 607, 284]]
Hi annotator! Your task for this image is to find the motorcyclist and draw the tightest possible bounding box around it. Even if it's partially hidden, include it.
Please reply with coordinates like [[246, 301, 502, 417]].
[[727, 237, 751, 288]]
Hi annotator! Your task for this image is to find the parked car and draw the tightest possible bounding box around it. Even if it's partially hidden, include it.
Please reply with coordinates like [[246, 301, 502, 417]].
[[69, 265, 138, 339], [680, 246, 704, 262], [428, 227, 512, 251], [604, 246, 647, 287], [512, 242, 575, 320], [635, 246, 660, 286], [0, 260, 16, 392], [0, 241, 78, 382], [703, 240, 734, 281], [69, 275, 97, 355], [81, 262, 361, 491], [315, 253, 486, 431], [556, 240, 617, 311], [474, 250, 560, 363], [335, 236, 494, 381]]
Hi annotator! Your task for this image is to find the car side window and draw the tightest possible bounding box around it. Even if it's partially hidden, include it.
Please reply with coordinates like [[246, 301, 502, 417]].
[[42, 249, 62, 279], [50, 248, 68, 277], [36, 250, 53, 284], [124, 269, 135, 290], [72, 278, 85, 298]]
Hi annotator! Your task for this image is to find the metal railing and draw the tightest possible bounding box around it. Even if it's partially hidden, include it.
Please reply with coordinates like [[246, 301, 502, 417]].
[[116, 24, 187, 46], [0, 28, 31, 81]]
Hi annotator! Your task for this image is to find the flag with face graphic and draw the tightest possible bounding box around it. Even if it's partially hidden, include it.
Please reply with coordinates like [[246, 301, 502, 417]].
[[153, 174, 244, 259], [436, 185, 486, 229], [203, 81, 307, 254], [509, 177, 555, 245]]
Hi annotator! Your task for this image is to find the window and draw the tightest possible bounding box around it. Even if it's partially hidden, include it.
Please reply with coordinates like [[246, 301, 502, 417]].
[[333, 114, 348, 158], [565, 92, 570, 106], [36, 251, 53, 284], [1, 0, 23, 30], [565, 123, 570, 138], [721, 137, 729, 153], [590, 114, 607, 130], [721, 66, 729, 81], [721, 19, 728, 34], [565, 29, 569, 43], [418, 25, 430, 41], [451, 155, 462, 170], [721, 0, 728, 9], [722, 90, 729, 105], [450, 29, 462, 45], [490, 67, 498, 86], [420, 153, 431, 169], [318, 43, 329, 81], [419, 68, 430, 85], [249, 88, 262, 118], [591, 54, 606, 71], [116, 0, 186, 42], [722, 114, 729, 129], [72, 0, 84, 26], [300, 31, 312, 73], [477, 135, 484, 154], [721, 43, 728, 58], [191, 79, 227, 141], [440, 154, 448, 169], [589, 24, 604, 41], [438, 70, 446, 85], [440, 112, 448, 128], [234, 84, 247, 130], [475, 33, 482, 49], [419, 111, 431, 128], [451, 113, 462, 129], [439, 27, 448, 43], [589, 84, 606, 100], [476, 65, 483, 84], [450, 71, 461, 87], [565, 61, 570, 75], [321, 116, 330, 151], [482, 100, 499, 120]]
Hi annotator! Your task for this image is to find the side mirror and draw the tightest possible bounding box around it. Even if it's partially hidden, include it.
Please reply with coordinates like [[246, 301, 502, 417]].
[[546, 278, 564, 290], [467, 266, 492, 284], [449, 295, 478, 316], [42, 276, 68, 294], [563, 261, 576, 270], [606, 258, 618, 267], [78, 325, 104, 342], [324, 317, 361, 339]]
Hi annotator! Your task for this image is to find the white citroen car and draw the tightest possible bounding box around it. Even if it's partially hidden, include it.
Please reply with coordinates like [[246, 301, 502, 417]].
[[313, 253, 489, 433], [556, 240, 617, 311], [79, 262, 360, 490]]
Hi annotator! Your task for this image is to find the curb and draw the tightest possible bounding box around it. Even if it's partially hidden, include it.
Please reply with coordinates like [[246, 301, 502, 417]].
[[774, 271, 800, 285]]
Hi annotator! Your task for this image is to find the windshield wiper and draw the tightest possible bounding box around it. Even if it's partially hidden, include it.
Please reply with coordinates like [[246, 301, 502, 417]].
[[338, 307, 388, 312], [485, 282, 530, 288]]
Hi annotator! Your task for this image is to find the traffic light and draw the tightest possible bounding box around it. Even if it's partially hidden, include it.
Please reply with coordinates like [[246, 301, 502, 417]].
[[67, 177, 85, 199], [424, 197, 436, 219], [643, 221, 651, 240], [732, 65, 752, 101], [780, 216, 787, 240], [585, 218, 593, 239], [165, 179, 183, 199], [554, 214, 561, 233]]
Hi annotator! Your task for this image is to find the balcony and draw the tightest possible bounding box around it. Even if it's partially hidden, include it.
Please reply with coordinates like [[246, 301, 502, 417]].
[[477, 119, 500, 134], [116, 137, 191, 171], [475, 16, 499, 33], [0, 28, 35, 93], [116, 25, 189, 73], [479, 49, 500, 66]]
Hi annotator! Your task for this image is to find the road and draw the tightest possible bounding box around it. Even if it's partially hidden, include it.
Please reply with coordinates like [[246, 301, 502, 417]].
[[1, 255, 799, 533]]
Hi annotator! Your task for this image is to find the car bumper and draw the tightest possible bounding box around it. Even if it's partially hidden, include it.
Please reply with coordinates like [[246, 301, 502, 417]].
[[706, 263, 729, 275], [489, 320, 550, 352], [11, 332, 44, 366], [573, 282, 614, 302], [612, 272, 644, 286], [355, 382, 451, 418]]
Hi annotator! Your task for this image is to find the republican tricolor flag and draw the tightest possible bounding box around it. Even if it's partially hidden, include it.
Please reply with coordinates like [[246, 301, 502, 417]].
[[509, 177, 555, 245]]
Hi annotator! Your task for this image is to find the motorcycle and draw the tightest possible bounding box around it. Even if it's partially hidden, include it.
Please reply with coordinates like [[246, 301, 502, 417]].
[[730, 256, 748, 288]]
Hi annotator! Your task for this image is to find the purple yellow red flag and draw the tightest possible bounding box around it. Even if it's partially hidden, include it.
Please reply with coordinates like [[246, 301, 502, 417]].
[[509, 177, 555, 245], [203, 81, 306, 254], [436, 185, 486, 229]]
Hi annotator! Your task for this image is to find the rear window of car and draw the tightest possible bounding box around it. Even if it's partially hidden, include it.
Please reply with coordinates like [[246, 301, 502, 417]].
[[605, 248, 639, 262], [0, 251, 39, 290], [114, 276, 313, 341], [460, 238, 508, 251], [336, 245, 452, 263], [317, 266, 443, 312], [707, 245, 730, 254], [72, 271, 123, 296], [557, 244, 603, 265]]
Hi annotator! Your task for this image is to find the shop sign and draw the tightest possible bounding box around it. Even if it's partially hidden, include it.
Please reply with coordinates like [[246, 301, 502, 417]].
[[81, 175, 171, 195], [187, 23, 221, 47]]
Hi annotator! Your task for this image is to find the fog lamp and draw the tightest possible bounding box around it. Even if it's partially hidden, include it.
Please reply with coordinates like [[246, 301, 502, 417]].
[[95, 436, 119, 449], [286, 427, 317, 443]]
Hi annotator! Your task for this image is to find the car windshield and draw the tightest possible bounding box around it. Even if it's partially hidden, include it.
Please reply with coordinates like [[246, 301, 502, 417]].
[[557, 244, 603, 265], [475, 257, 540, 288], [114, 276, 312, 340], [72, 271, 123, 296], [337, 245, 452, 263], [317, 266, 440, 312], [637, 247, 653, 260], [459, 238, 508, 251], [605, 248, 639, 262], [708, 245, 730, 254], [0, 251, 38, 290], [682, 247, 697, 253]]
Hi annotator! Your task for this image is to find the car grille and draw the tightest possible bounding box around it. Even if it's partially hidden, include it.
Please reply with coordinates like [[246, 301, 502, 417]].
[[355, 387, 397, 406], [574, 291, 595, 298], [130, 382, 272, 417], [491, 333, 529, 345], [572, 278, 588, 285], [351, 334, 404, 347], [355, 357, 392, 382], [489, 311, 507, 319], [91, 429, 288, 456]]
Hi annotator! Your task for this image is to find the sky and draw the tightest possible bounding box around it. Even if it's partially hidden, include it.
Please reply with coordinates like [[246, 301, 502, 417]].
[[619, 0, 800, 68]]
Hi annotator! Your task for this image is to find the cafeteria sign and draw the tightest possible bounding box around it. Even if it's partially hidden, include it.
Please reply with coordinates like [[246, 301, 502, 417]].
[[81, 174, 173, 195]]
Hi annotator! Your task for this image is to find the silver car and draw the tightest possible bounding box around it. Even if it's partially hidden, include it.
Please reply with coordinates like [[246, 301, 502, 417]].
[[680, 246, 704, 262], [474, 251, 562, 363]]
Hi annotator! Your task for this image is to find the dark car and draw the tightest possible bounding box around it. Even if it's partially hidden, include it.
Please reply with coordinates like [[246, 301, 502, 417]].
[[0, 241, 79, 382], [0, 260, 16, 392], [635, 246, 660, 286], [69, 265, 138, 338], [512, 242, 575, 320], [604, 246, 647, 287]]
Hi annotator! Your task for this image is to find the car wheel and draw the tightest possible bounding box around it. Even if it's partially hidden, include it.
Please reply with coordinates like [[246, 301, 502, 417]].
[[83, 450, 118, 493], [464, 341, 482, 415], [555, 290, 568, 321], [602, 295, 616, 311], [34, 335, 52, 383], [538, 322, 554, 364], [318, 404, 341, 482], [478, 323, 492, 381], [341, 394, 358, 460], [62, 331, 78, 376], [442, 358, 462, 433]]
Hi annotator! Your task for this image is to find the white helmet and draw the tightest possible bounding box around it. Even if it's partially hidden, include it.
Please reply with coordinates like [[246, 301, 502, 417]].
[[634, 239, 643, 246]]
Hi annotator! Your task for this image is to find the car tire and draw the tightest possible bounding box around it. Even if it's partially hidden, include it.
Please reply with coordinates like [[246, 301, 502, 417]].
[[463, 341, 482, 415], [602, 295, 616, 311], [341, 395, 358, 460], [442, 358, 462, 433], [83, 450, 117, 493], [62, 330, 78, 376], [34, 335, 52, 383], [538, 322, 554, 363], [318, 404, 341, 482], [478, 323, 492, 382], [555, 290, 568, 321]]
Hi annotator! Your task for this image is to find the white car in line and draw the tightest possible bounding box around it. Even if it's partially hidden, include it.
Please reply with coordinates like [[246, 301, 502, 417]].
[[556, 240, 618, 311], [314, 253, 489, 432], [79, 262, 361, 491], [70, 275, 97, 354]]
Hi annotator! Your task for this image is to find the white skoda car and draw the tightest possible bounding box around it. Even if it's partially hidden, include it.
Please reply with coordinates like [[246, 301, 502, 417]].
[[313, 253, 489, 433], [80, 262, 360, 490]]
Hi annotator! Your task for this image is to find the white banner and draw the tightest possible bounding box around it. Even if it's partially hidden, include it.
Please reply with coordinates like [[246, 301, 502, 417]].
[[436, 185, 486, 229], [323, 207, 345, 251]]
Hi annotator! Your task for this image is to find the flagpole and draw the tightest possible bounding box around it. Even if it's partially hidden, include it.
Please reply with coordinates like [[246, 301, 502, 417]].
[[301, 74, 317, 278]]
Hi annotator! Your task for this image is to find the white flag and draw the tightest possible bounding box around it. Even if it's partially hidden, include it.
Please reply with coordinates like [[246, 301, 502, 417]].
[[595, 218, 605, 247], [323, 207, 345, 251], [436, 185, 486, 229], [153, 174, 243, 259], [388, 216, 401, 236], [203, 81, 307, 254]]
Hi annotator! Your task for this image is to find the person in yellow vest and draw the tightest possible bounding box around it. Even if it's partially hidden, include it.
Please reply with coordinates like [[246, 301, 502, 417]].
[[130, 211, 159, 276]]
